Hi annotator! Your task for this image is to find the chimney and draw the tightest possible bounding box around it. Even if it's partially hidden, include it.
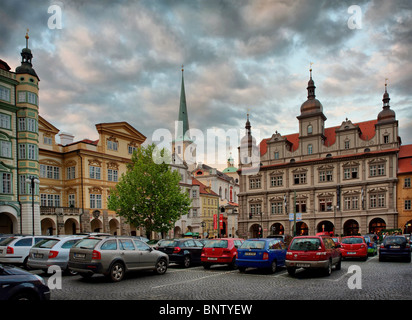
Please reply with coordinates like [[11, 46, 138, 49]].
[[59, 132, 75, 146]]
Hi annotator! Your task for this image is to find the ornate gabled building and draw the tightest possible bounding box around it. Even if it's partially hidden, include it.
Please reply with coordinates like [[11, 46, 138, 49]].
[[238, 69, 400, 238]]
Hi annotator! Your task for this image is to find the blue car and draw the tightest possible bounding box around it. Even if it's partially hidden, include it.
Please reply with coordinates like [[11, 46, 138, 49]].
[[236, 238, 287, 273], [379, 236, 411, 262]]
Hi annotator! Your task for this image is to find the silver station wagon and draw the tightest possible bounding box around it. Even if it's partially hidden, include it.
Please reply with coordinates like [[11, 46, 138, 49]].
[[68, 236, 169, 282]]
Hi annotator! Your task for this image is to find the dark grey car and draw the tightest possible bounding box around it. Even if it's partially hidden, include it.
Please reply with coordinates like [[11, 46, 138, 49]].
[[68, 236, 169, 282]]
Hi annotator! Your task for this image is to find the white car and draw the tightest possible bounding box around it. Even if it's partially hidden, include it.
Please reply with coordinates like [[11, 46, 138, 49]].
[[0, 235, 55, 269], [27, 235, 86, 274]]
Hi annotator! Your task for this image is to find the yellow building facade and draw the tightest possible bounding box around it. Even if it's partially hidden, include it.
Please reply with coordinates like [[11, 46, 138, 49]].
[[38, 117, 146, 235]]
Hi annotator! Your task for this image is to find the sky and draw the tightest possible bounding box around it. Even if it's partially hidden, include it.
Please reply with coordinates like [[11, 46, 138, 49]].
[[1, 0, 411, 169]]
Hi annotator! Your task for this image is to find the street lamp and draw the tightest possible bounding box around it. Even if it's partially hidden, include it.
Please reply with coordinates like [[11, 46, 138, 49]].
[[26, 177, 40, 236]]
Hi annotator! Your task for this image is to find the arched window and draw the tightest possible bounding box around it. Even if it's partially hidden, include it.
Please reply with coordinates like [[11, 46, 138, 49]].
[[307, 124, 313, 134]]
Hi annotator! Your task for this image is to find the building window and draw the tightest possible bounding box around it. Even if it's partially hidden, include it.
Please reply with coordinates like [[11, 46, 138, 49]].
[[274, 152, 279, 159], [294, 173, 307, 185], [295, 200, 307, 213], [0, 173, 12, 194], [43, 136, 52, 145], [250, 178, 261, 189], [271, 202, 283, 215], [344, 167, 358, 180], [108, 169, 118, 182], [370, 193, 385, 208], [319, 170, 333, 182], [308, 144, 313, 155], [68, 194, 76, 207], [41, 194, 60, 207], [319, 198, 333, 212], [0, 141, 11, 158], [128, 145, 137, 154], [107, 140, 118, 151], [344, 196, 359, 210], [27, 92, 38, 105], [67, 166, 76, 180], [270, 175, 283, 187], [405, 200, 411, 210], [344, 140, 350, 149], [192, 190, 197, 198], [307, 125, 313, 134], [250, 203, 261, 216], [90, 194, 102, 209], [0, 113, 11, 129], [370, 164, 385, 177], [0, 86, 10, 102], [383, 135, 389, 143], [404, 178, 411, 188], [89, 166, 101, 179], [40, 164, 60, 180]]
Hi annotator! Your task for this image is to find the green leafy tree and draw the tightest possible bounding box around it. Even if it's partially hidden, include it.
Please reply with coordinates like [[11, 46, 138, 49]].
[[108, 143, 192, 239]]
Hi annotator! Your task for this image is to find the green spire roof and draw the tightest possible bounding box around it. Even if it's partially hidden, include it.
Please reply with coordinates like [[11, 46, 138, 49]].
[[177, 66, 190, 141]]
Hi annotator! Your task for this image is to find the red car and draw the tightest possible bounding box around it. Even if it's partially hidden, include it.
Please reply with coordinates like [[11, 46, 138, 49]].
[[201, 238, 244, 269], [286, 236, 342, 276], [340, 236, 368, 260]]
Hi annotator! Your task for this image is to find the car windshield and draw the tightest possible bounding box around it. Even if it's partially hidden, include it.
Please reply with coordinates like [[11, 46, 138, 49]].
[[384, 237, 406, 245], [241, 240, 265, 250], [33, 239, 60, 249], [73, 238, 101, 249], [342, 237, 364, 244], [205, 240, 228, 248], [290, 238, 321, 251], [159, 240, 177, 247]]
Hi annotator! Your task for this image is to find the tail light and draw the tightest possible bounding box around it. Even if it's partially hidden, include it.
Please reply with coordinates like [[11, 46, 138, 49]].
[[48, 251, 58, 259], [201, 248, 206, 256], [92, 250, 101, 260], [263, 252, 269, 260], [380, 243, 385, 248], [173, 247, 181, 254], [223, 249, 231, 255], [6, 246, 13, 254]]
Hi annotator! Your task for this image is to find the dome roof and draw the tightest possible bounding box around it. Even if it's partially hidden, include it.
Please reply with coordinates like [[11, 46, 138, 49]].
[[222, 166, 237, 173], [300, 98, 323, 115], [377, 85, 395, 123]]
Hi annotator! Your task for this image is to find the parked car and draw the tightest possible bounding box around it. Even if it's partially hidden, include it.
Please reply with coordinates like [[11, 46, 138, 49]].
[[157, 238, 204, 267], [236, 238, 287, 273], [133, 236, 149, 243], [27, 235, 86, 275], [286, 236, 342, 276], [0, 263, 50, 300], [379, 235, 411, 262], [201, 238, 244, 269], [340, 236, 368, 260], [362, 235, 378, 256], [0, 235, 55, 269], [68, 236, 169, 282]]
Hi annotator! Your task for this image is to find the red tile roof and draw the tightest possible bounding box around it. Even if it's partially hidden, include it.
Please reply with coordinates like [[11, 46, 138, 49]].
[[398, 144, 412, 174], [192, 178, 218, 196], [399, 144, 412, 159], [259, 119, 378, 156]]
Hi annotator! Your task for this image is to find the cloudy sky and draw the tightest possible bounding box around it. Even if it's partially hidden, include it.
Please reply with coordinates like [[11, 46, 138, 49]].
[[1, 0, 411, 168]]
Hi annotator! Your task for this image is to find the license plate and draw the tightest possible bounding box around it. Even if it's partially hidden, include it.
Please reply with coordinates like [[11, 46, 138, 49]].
[[208, 258, 217, 261], [33, 253, 43, 258], [347, 252, 357, 255], [390, 246, 400, 249], [296, 263, 310, 268], [245, 252, 256, 256], [75, 253, 86, 259]]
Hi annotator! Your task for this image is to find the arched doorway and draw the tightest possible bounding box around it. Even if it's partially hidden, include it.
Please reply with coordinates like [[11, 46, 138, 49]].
[[369, 218, 386, 234], [270, 223, 285, 235], [296, 221, 308, 235], [41, 218, 56, 235], [0, 212, 15, 234], [109, 218, 120, 235], [250, 224, 262, 238], [404, 220, 412, 234], [344, 219, 359, 236], [91, 218, 103, 232], [174, 226, 182, 238], [317, 220, 335, 235], [64, 218, 78, 235]]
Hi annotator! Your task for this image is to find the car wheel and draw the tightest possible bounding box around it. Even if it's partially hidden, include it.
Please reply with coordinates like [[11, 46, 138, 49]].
[[154, 259, 167, 275], [269, 260, 277, 274], [203, 263, 211, 270], [108, 262, 125, 282], [324, 260, 332, 276], [183, 256, 191, 268], [287, 267, 296, 276], [335, 257, 342, 271], [238, 267, 246, 273], [229, 257, 237, 270], [10, 291, 38, 301]]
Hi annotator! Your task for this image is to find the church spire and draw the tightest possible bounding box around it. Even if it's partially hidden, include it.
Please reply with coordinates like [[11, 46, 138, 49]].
[[178, 65, 190, 140], [16, 29, 39, 79], [307, 62, 316, 99]]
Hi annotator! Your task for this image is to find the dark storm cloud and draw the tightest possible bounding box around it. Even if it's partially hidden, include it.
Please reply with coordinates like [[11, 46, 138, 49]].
[[1, 0, 411, 147]]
